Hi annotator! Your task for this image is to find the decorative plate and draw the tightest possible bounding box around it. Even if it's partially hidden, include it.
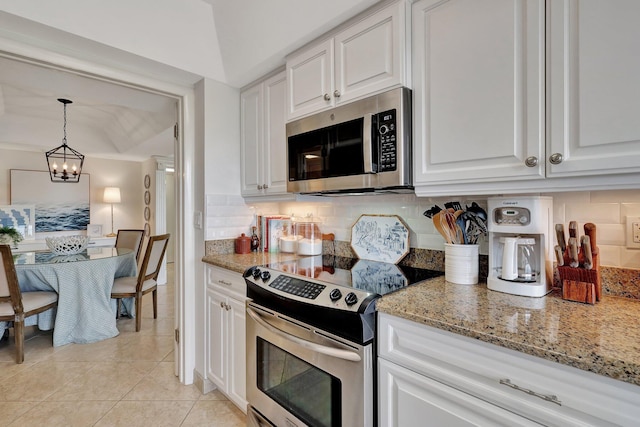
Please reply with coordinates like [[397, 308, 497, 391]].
[[144, 174, 151, 189], [144, 190, 151, 205], [350, 214, 409, 264], [144, 206, 150, 221], [144, 222, 150, 236]]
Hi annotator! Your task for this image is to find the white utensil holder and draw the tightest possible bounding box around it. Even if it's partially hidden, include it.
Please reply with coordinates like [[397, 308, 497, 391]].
[[445, 243, 479, 285]]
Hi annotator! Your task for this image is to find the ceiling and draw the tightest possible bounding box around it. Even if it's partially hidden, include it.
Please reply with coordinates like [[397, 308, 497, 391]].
[[0, 0, 380, 162]]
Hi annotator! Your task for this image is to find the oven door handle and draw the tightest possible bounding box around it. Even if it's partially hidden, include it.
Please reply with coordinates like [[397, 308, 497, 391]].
[[363, 112, 376, 174], [247, 306, 362, 362]]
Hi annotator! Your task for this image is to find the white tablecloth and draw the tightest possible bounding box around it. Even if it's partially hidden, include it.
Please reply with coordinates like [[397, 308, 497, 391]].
[[1, 248, 137, 347]]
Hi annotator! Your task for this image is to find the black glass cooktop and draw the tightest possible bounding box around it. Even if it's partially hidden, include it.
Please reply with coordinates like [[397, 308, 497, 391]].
[[265, 255, 443, 297]]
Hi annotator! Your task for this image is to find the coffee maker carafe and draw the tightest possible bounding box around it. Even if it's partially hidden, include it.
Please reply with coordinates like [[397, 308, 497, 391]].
[[498, 237, 538, 282], [487, 196, 553, 297]]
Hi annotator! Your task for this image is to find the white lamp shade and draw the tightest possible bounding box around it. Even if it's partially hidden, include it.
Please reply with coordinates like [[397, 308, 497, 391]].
[[104, 187, 121, 204]]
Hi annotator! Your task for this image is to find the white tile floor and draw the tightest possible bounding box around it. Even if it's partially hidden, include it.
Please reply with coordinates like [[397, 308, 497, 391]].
[[0, 263, 246, 427]]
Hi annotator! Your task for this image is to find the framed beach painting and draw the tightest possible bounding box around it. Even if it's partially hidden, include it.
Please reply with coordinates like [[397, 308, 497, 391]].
[[10, 169, 90, 232]]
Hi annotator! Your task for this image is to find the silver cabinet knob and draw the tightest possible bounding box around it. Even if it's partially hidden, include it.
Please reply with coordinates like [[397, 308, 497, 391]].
[[220, 301, 225, 309], [524, 156, 538, 167], [257, 184, 263, 190], [549, 153, 563, 165], [263, 184, 268, 189], [333, 90, 341, 98], [323, 93, 331, 101]]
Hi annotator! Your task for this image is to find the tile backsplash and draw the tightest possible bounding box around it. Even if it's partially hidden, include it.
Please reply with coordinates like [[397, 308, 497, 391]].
[[205, 190, 640, 269]]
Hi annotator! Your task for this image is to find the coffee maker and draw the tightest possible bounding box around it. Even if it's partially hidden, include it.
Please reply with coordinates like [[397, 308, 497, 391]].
[[487, 196, 553, 297]]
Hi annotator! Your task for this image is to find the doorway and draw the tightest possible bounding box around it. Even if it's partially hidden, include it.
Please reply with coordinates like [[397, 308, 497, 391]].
[[0, 44, 197, 385]]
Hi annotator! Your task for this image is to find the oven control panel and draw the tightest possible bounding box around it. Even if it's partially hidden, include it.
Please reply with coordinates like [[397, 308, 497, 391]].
[[244, 267, 371, 311]]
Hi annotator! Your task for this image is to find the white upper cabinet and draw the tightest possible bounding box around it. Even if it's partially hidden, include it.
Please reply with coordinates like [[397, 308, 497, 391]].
[[547, 0, 640, 177], [240, 70, 291, 198], [412, 0, 545, 185], [286, 0, 408, 121]]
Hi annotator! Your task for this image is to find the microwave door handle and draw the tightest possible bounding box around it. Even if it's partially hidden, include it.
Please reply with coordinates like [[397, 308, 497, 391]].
[[247, 306, 362, 362], [363, 113, 376, 174]]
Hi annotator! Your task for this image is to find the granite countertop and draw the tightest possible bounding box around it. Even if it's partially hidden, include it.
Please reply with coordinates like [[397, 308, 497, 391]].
[[202, 253, 640, 388], [377, 277, 640, 387]]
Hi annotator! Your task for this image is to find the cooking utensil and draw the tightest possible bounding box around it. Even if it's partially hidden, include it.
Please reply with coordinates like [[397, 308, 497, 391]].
[[568, 237, 579, 267], [444, 201, 462, 211], [465, 202, 487, 221], [568, 221, 578, 239], [432, 211, 451, 244], [583, 222, 597, 255], [555, 224, 567, 253], [554, 245, 564, 266], [440, 209, 461, 244], [423, 205, 442, 219], [581, 235, 593, 269]]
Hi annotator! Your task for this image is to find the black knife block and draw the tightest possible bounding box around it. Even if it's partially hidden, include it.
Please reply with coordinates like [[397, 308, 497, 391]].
[[558, 252, 601, 304]]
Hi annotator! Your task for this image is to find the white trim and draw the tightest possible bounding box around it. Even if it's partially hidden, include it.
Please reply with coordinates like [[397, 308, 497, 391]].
[[0, 38, 197, 385]]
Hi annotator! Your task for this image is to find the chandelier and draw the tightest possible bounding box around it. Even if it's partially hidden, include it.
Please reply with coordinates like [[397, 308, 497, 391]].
[[46, 98, 85, 183]]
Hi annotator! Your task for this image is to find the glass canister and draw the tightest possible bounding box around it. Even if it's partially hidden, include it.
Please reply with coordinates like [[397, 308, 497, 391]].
[[294, 217, 323, 256], [279, 221, 299, 253]]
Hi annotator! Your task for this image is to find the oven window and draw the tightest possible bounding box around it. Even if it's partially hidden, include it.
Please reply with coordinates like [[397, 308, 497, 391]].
[[288, 117, 365, 181], [257, 337, 341, 427]]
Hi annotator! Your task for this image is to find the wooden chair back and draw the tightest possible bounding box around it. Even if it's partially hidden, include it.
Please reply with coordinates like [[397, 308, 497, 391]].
[[115, 229, 145, 262], [136, 234, 170, 292]]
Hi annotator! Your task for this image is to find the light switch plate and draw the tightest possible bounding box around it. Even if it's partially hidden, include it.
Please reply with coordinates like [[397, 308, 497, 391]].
[[626, 216, 640, 249]]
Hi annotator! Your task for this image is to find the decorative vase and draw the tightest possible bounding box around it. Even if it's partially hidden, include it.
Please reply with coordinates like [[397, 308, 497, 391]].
[[0, 234, 17, 248]]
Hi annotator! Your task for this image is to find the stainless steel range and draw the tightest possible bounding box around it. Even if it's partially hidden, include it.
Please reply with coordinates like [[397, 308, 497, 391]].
[[244, 255, 442, 427]]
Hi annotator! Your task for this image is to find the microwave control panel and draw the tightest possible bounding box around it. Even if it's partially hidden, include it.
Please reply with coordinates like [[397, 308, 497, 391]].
[[376, 109, 397, 172]]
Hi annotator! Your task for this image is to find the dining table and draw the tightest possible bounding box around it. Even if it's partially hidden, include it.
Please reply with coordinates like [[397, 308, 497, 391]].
[[0, 246, 137, 347]]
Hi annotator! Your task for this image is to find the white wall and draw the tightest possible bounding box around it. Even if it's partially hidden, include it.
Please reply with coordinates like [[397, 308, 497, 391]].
[[204, 190, 640, 269], [0, 0, 225, 82], [0, 149, 144, 236]]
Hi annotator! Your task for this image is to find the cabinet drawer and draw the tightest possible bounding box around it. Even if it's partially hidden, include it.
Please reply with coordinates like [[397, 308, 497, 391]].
[[378, 313, 640, 426], [206, 265, 245, 299]]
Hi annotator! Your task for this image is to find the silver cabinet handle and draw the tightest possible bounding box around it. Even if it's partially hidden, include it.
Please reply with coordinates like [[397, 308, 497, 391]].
[[524, 156, 538, 167], [500, 379, 562, 406], [217, 280, 232, 286], [549, 153, 563, 165], [333, 89, 341, 98], [247, 306, 361, 362], [323, 93, 331, 101]]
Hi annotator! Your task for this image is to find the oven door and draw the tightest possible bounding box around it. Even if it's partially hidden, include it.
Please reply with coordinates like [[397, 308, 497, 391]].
[[246, 301, 373, 427]]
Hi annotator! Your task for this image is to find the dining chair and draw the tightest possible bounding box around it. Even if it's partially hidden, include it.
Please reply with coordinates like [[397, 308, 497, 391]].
[[115, 229, 145, 262], [0, 244, 58, 363], [111, 233, 170, 331]]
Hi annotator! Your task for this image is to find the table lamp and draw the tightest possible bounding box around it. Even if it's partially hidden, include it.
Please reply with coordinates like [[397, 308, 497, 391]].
[[104, 187, 121, 237]]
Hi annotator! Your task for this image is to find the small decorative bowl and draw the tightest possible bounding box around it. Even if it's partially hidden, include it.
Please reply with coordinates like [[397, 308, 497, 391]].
[[45, 235, 90, 255]]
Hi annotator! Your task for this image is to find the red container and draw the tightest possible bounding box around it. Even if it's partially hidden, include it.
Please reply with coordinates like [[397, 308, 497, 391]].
[[235, 233, 251, 254]]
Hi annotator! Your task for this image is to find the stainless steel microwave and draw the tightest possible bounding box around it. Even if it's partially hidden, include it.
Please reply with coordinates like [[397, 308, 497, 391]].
[[286, 87, 412, 195]]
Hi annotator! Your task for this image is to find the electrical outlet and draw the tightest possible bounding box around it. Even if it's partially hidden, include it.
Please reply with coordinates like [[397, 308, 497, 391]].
[[626, 216, 640, 249]]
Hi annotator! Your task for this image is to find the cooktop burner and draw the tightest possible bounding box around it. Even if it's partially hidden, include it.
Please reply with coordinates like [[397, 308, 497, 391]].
[[265, 255, 443, 297]]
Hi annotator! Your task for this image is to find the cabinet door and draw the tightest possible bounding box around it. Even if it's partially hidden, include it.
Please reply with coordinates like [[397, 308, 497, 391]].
[[334, 1, 406, 104], [286, 39, 334, 120], [547, 0, 640, 176], [412, 0, 545, 184], [226, 296, 248, 411], [263, 71, 288, 195], [379, 359, 539, 427], [240, 83, 264, 196], [205, 286, 227, 388]]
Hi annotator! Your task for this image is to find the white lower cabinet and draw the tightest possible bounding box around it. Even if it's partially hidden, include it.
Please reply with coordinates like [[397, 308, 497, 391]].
[[379, 358, 537, 426], [205, 265, 247, 412], [378, 313, 640, 427]]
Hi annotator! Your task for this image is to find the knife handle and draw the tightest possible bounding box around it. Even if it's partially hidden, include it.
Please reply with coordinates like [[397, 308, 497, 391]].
[[554, 245, 564, 267], [568, 221, 578, 239], [581, 235, 593, 269], [584, 222, 598, 255], [568, 237, 579, 268], [555, 224, 566, 252]]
